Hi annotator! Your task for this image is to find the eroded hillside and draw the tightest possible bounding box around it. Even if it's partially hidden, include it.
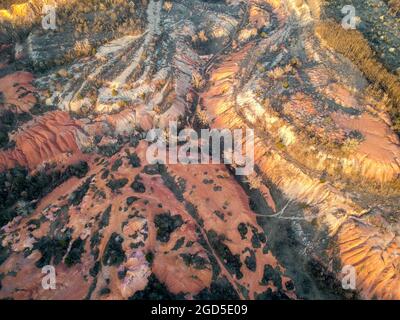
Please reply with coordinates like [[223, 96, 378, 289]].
[[0, 0, 399, 300]]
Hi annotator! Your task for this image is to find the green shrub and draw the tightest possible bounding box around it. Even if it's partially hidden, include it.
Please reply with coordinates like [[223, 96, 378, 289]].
[[102, 233, 125, 266], [65, 238, 86, 267], [154, 213, 183, 243]]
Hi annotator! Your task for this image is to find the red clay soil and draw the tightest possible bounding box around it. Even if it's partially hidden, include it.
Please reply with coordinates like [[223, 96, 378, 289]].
[[0, 111, 83, 171]]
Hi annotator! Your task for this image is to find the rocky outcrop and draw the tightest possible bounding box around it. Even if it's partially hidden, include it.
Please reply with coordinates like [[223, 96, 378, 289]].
[[0, 111, 83, 171], [1, 0, 399, 300]]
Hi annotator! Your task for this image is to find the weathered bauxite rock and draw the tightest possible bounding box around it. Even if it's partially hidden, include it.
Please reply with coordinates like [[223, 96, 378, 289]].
[[201, 0, 400, 299]]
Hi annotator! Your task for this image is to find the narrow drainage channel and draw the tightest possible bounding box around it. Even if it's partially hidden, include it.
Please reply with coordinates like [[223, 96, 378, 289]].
[[235, 173, 359, 300]]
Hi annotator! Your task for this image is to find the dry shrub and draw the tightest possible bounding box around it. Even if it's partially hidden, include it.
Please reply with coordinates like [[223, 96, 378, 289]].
[[191, 71, 204, 90], [163, 1, 173, 12], [195, 109, 209, 126], [73, 39, 92, 57], [267, 65, 293, 80], [198, 30, 208, 42]]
